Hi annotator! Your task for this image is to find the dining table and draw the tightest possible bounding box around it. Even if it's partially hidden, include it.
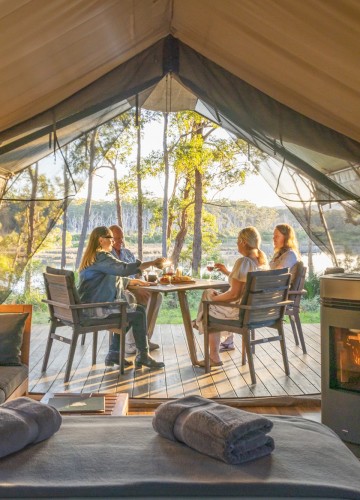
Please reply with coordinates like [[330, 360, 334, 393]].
[[129, 278, 229, 366]]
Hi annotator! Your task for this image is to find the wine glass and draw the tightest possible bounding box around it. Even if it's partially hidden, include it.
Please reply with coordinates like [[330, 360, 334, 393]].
[[164, 264, 175, 286], [206, 260, 215, 281]]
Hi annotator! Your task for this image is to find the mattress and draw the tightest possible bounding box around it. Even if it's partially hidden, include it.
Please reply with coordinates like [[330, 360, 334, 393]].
[[1, 415, 360, 498]]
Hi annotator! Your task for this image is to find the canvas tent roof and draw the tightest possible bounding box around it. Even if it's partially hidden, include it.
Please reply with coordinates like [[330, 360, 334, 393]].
[[0, 0, 360, 295], [1, 0, 359, 163]]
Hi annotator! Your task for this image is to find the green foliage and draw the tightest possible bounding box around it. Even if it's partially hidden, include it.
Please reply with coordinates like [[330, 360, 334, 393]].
[[301, 295, 320, 312], [338, 249, 360, 272], [5, 288, 48, 324], [304, 273, 321, 299]]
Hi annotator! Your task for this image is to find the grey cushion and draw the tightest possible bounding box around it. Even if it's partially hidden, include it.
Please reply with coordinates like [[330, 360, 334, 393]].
[[0, 313, 29, 365], [0, 389, 5, 404], [0, 365, 28, 399]]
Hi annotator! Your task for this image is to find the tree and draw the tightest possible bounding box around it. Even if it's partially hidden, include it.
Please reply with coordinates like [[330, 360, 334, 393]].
[[24, 163, 39, 292], [164, 112, 257, 273], [61, 147, 70, 268], [162, 112, 169, 257], [75, 129, 98, 268], [100, 113, 135, 231]]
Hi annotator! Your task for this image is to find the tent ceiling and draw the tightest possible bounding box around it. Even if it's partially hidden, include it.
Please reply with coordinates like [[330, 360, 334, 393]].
[[0, 0, 359, 148]]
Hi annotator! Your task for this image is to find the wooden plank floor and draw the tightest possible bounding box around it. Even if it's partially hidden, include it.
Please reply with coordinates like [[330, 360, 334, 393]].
[[29, 322, 321, 399]]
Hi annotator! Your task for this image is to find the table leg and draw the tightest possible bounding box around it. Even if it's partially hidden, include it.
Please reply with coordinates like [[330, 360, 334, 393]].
[[177, 290, 200, 365], [147, 292, 160, 338]]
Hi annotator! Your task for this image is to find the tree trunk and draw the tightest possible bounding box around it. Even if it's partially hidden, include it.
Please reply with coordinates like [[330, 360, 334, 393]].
[[136, 116, 143, 259], [162, 112, 169, 257], [76, 130, 97, 269], [113, 164, 124, 230], [307, 237, 314, 276], [192, 167, 203, 275], [171, 180, 190, 267], [24, 163, 38, 293], [61, 147, 69, 269]]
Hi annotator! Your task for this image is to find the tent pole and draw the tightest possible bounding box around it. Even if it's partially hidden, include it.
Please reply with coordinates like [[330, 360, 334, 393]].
[[318, 203, 338, 266]]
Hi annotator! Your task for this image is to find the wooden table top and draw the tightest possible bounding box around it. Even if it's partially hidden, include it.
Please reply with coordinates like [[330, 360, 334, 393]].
[[130, 278, 229, 293]]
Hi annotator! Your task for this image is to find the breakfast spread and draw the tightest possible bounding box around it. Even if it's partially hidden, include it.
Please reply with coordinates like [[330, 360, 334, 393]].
[[159, 267, 195, 284]]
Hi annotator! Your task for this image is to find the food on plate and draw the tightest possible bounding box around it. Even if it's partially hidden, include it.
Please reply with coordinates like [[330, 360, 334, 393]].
[[159, 274, 193, 284], [159, 276, 172, 284], [172, 275, 193, 282]]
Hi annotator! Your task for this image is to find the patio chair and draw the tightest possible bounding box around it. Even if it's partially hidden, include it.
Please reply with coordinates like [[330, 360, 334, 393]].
[[286, 262, 307, 354], [42, 267, 128, 383], [202, 268, 292, 384]]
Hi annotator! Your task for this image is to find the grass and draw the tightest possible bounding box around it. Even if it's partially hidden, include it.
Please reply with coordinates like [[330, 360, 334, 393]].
[[33, 307, 320, 325]]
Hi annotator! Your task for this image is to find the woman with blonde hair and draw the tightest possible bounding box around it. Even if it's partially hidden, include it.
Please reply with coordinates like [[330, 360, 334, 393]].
[[269, 223, 301, 280], [78, 226, 166, 369], [194, 226, 268, 366]]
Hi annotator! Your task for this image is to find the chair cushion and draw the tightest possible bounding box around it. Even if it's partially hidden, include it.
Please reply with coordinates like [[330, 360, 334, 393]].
[[0, 313, 29, 365], [209, 315, 239, 329], [0, 365, 28, 399], [79, 314, 123, 328]]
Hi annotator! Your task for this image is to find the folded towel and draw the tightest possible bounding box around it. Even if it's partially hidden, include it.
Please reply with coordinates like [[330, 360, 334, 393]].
[[0, 397, 62, 458], [153, 395, 274, 464]]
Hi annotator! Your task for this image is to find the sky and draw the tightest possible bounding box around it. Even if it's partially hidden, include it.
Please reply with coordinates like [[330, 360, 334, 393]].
[[78, 120, 284, 208]]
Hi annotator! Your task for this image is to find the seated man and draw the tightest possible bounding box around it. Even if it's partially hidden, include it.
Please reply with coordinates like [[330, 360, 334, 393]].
[[109, 225, 163, 353]]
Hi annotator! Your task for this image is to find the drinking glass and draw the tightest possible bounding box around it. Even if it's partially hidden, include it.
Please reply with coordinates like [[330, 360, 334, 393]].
[[206, 260, 215, 281]]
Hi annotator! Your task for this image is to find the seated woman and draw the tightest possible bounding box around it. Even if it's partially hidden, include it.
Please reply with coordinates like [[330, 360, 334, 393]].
[[269, 223, 301, 280], [78, 226, 165, 369], [194, 226, 268, 366]]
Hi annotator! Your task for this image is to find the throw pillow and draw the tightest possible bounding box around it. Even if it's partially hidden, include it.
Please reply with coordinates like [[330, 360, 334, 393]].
[[0, 313, 29, 365]]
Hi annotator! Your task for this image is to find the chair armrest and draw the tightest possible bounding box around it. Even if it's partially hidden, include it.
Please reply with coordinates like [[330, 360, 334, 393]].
[[202, 300, 241, 308], [202, 300, 293, 310], [288, 290, 307, 297], [71, 301, 127, 310], [42, 299, 127, 310]]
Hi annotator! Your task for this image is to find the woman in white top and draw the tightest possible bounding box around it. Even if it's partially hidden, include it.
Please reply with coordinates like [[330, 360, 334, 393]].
[[269, 223, 301, 281], [194, 226, 268, 367]]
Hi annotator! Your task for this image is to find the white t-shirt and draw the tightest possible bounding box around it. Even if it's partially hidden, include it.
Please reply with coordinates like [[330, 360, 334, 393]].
[[210, 256, 266, 320], [269, 248, 299, 282]]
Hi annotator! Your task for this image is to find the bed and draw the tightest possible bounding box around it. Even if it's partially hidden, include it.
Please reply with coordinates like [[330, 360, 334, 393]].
[[1, 415, 360, 499]]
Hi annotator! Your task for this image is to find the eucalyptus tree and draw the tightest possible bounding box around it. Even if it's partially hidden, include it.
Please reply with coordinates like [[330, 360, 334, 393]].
[[167, 112, 258, 273], [99, 113, 135, 235], [1, 163, 60, 294], [73, 114, 138, 268]]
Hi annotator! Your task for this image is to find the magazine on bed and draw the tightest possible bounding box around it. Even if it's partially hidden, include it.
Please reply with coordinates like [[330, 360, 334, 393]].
[[47, 395, 105, 413]]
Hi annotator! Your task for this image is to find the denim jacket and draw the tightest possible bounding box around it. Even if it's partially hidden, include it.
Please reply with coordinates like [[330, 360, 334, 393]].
[[78, 251, 141, 306]]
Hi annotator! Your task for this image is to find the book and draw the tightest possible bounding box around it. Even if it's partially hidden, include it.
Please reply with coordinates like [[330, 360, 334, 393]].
[[47, 395, 105, 413]]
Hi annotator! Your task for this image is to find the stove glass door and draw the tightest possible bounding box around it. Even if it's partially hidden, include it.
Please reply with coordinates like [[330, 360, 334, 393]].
[[330, 326, 360, 393]]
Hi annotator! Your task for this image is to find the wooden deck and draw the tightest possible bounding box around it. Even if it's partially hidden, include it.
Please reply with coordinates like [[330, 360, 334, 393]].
[[29, 322, 321, 399]]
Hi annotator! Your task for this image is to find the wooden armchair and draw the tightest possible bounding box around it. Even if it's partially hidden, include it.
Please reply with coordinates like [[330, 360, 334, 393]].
[[42, 268, 128, 383], [286, 261, 307, 354], [202, 268, 292, 384]]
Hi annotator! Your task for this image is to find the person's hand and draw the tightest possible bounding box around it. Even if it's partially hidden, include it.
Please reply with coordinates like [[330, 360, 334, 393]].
[[152, 257, 167, 270], [208, 289, 218, 300], [214, 263, 228, 275], [129, 278, 150, 287]]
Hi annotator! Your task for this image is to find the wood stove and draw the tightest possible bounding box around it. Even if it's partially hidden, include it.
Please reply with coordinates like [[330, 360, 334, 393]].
[[320, 273, 360, 444]]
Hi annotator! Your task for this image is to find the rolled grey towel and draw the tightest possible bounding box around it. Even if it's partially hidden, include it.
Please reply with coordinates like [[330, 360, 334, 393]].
[[0, 397, 62, 458], [153, 395, 274, 464]]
